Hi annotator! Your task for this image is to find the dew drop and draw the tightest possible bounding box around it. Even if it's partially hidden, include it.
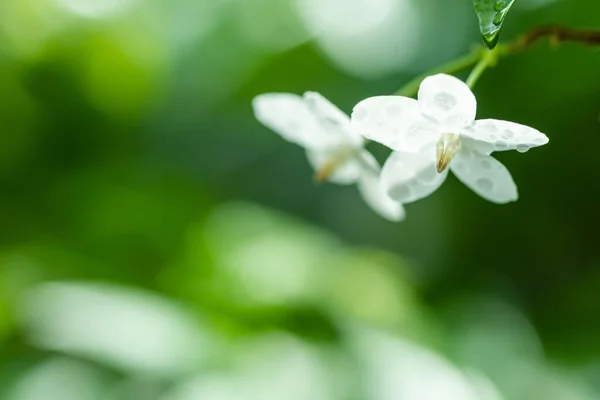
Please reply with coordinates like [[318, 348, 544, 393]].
[[386, 105, 403, 118], [453, 162, 467, 172], [433, 93, 457, 111], [480, 122, 498, 134], [324, 116, 341, 127], [501, 129, 514, 139], [483, 32, 501, 49], [495, 140, 508, 150], [389, 184, 411, 201], [516, 144, 529, 153], [478, 0, 515, 49], [476, 178, 495, 192], [493, 12, 503, 25]]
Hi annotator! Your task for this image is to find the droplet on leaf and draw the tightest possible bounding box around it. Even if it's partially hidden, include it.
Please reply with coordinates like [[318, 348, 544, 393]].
[[471, 0, 517, 49]]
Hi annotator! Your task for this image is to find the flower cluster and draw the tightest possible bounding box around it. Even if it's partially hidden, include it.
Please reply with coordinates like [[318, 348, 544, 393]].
[[252, 74, 548, 221]]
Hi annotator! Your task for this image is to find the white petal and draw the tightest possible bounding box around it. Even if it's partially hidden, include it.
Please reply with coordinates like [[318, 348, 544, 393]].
[[252, 93, 344, 149], [303, 91, 363, 147], [418, 74, 476, 129], [461, 119, 549, 155], [381, 151, 448, 204], [306, 149, 361, 185], [451, 148, 518, 204], [21, 282, 211, 377], [351, 96, 438, 152], [356, 151, 405, 222]]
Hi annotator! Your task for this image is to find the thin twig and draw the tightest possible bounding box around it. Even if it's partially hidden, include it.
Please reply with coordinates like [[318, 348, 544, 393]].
[[466, 48, 499, 88], [394, 50, 481, 96], [318, 25, 600, 183], [509, 25, 600, 53], [394, 25, 600, 98]]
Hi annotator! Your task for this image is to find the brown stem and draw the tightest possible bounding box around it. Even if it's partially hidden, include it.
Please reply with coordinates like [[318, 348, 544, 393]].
[[395, 25, 600, 99], [509, 25, 600, 53]]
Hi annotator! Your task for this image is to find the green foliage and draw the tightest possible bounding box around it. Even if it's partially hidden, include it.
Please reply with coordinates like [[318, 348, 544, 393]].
[[0, 0, 600, 398], [472, 0, 517, 48]]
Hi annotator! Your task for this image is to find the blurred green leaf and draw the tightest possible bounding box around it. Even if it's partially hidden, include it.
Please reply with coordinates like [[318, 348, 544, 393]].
[[472, 0, 516, 49]]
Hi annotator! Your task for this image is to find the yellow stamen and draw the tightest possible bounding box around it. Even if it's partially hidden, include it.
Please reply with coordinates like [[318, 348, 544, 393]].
[[315, 159, 340, 183], [435, 133, 461, 173], [314, 147, 360, 183]]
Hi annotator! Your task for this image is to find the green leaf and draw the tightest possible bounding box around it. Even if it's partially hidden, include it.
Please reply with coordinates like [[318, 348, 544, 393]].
[[472, 0, 517, 49]]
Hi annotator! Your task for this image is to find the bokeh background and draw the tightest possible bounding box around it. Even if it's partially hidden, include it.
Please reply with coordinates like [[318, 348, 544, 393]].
[[0, 0, 599, 398]]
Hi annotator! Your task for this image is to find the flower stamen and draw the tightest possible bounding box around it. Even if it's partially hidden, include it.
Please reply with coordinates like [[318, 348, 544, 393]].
[[435, 133, 461, 173], [315, 157, 342, 183], [314, 147, 358, 183]]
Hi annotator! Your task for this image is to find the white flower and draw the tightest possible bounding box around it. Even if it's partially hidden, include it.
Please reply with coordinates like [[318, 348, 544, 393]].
[[252, 92, 405, 221], [350, 73, 549, 204]]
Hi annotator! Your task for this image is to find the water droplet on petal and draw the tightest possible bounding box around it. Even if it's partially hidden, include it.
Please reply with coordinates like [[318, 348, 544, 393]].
[[433, 93, 457, 111], [389, 184, 411, 202], [494, 1, 506, 11], [516, 144, 530, 153], [476, 178, 495, 192], [453, 162, 467, 172], [495, 140, 508, 150], [324, 117, 341, 127], [386, 105, 403, 118], [480, 122, 498, 134], [501, 129, 514, 139]]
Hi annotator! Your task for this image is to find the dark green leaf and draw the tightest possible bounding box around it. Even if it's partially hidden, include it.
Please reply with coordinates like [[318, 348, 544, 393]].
[[472, 0, 517, 49]]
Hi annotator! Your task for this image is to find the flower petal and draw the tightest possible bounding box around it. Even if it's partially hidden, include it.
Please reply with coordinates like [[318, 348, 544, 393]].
[[418, 74, 476, 129], [351, 96, 438, 152], [306, 149, 361, 185], [303, 92, 363, 147], [381, 151, 448, 204], [356, 151, 405, 222], [252, 93, 345, 149], [451, 148, 518, 204], [460, 119, 549, 155]]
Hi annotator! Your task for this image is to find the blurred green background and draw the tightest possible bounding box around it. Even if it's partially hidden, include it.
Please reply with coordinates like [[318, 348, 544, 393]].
[[0, 0, 599, 398]]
